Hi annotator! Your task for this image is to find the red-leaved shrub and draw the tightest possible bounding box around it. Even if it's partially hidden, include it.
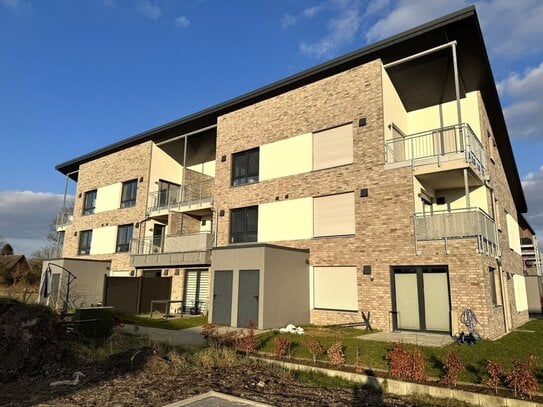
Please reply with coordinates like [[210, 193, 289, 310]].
[[327, 341, 345, 367], [439, 350, 465, 387], [274, 336, 291, 358], [482, 360, 504, 394], [303, 338, 325, 365], [504, 355, 539, 398], [386, 343, 426, 382]]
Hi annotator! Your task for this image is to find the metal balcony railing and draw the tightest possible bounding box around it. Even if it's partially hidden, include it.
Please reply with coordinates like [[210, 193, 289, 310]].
[[385, 123, 486, 176], [131, 232, 214, 256], [56, 207, 73, 228], [148, 179, 213, 213], [414, 207, 497, 254]]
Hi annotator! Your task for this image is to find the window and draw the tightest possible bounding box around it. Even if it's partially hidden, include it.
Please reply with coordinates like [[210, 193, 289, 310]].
[[78, 230, 92, 255], [121, 179, 138, 208], [313, 266, 358, 311], [230, 206, 258, 243], [232, 148, 259, 186], [313, 192, 355, 237], [489, 268, 499, 305], [116, 224, 134, 252], [313, 123, 353, 170], [83, 190, 97, 215]]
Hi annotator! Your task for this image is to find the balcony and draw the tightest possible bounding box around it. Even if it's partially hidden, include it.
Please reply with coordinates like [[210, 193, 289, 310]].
[[385, 124, 486, 184], [148, 179, 213, 215], [414, 207, 497, 255], [56, 208, 73, 230], [130, 232, 214, 267]]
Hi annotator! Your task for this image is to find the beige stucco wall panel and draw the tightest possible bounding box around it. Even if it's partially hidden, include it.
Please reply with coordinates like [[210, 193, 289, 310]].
[[407, 91, 482, 139], [258, 197, 313, 242], [95, 183, 122, 213], [150, 143, 183, 187], [260, 132, 313, 181], [90, 226, 117, 255], [382, 66, 408, 138]]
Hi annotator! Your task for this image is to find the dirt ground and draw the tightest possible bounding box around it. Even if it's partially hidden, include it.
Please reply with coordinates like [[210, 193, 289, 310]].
[[0, 299, 422, 407], [0, 350, 420, 407]]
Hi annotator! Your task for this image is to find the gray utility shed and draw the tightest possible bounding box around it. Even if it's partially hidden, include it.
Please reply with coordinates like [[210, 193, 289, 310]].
[[210, 244, 310, 330]]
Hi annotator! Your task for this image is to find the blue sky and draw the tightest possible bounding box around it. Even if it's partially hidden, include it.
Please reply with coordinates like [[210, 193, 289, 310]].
[[1, 0, 542, 255]]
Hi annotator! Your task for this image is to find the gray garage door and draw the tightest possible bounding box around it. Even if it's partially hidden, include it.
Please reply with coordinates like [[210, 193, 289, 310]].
[[237, 270, 259, 328], [212, 270, 232, 326]]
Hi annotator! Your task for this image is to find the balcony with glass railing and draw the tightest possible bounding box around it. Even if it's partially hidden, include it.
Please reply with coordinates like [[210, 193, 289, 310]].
[[56, 207, 73, 230], [130, 232, 214, 267], [147, 179, 213, 215], [385, 123, 486, 180], [414, 207, 497, 255]]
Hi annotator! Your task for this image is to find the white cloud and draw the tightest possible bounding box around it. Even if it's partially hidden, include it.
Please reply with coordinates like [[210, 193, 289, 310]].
[[365, 0, 543, 59], [137, 0, 161, 20], [498, 62, 543, 139], [174, 15, 190, 28], [299, 0, 362, 58], [366, 0, 466, 43], [281, 13, 297, 29], [302, 5, 323, 19], [522, 166, 543, 250], [1, 0, 21, 12], [0, 190, 68, 256]]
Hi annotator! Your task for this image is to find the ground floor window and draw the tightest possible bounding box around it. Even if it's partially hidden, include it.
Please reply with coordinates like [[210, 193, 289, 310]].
[[313, 266, 358, 311]]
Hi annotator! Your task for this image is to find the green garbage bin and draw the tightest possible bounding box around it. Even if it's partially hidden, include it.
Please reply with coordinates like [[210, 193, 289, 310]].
[[73, 306, 115, 339]]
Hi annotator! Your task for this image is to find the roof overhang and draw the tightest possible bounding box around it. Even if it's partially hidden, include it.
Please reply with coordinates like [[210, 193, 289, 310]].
[[55, 6, 526, 213]]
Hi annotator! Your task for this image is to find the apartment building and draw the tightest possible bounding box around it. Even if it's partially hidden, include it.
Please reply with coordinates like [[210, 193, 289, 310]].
[[49, 7, 533, 338], [519, 215, 543, 314]]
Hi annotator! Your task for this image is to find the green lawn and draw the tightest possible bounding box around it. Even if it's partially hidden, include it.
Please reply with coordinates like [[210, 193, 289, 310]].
[[121, 314, 207, 330], [258, 320, 543, 388]]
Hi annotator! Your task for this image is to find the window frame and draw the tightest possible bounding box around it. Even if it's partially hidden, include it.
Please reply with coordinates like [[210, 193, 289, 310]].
[[82, 190, 97, 215], [78, 230, 92, 255], [489, 267, 499, 306], [120, 179, 138, 208], [116, 224, 134, 253], [232, 148, 259, 186], [230, 206, 258, 243]]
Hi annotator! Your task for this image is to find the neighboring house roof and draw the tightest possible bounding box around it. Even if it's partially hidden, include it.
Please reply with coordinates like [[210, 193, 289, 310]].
[[519, 214, 536, 236], [0, 255, 29, 271], [55, 6, 526, 213]]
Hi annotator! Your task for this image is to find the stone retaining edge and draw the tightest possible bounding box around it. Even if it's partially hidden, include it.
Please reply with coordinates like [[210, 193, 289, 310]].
[[255, 358, 541, 407]]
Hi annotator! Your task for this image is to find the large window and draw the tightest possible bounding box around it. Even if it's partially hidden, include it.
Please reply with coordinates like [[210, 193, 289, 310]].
[[78, 230, 92, 255], [83, 190, 97, 215], [121, 179, 138, 208], [313, 192, 355, 237], [230, 206, 258, 243], [232, 148, 259, 186], [116, 224, 134, 252]]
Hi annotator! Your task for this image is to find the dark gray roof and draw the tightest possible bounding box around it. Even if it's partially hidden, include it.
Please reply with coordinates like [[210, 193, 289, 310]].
[[55, 6, 526, 213], [0, 255, 28, 270]]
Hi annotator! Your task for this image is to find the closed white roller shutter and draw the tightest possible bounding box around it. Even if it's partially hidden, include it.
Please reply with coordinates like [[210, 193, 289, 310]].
[[313, 123, 353, 170], [313, 266, 358, 311], [313, 192, 355, 237]]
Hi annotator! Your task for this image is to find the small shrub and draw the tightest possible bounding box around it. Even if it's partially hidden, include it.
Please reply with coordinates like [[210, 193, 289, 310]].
[[482, 360, 504, 394], [201, 323, 217, 343], [386, 343, 426, 382], [274, 336, 291, 358], [439, 350, 465, 387], [303, 338, 325, 365], [327, 341, 345, 368], [193, 347, 239, 369], [235, 320, 258, 356], [504, 355, 539, 398]]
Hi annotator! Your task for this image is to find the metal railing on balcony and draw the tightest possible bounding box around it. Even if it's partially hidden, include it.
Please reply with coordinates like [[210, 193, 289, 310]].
[[56, 207, 73, 228], [384, 123, 486, 176], [130, 232, 214, 267], [414, 207, 497, 254], [148, 179, 213, 213], [131, 232, 214, 256]]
